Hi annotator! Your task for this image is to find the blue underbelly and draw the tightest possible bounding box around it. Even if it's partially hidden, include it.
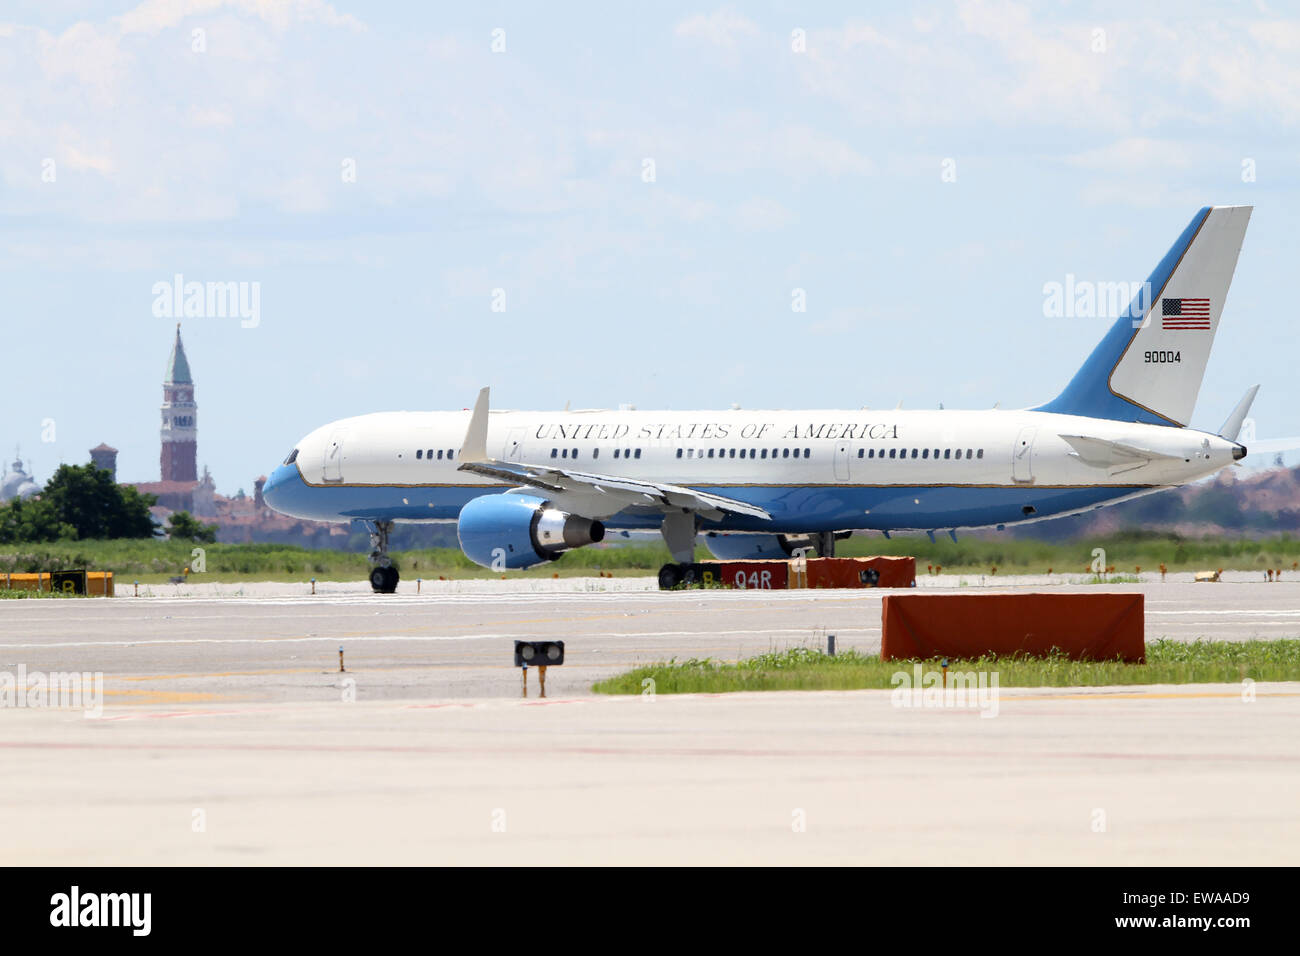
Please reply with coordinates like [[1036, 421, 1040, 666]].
[[262, 465, 1150, 532]]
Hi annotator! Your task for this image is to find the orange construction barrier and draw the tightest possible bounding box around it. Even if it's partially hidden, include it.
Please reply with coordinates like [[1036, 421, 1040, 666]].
[[1, 570, 114, 596], [881, 592, 1144, 662], [805, 556, 916, 589]]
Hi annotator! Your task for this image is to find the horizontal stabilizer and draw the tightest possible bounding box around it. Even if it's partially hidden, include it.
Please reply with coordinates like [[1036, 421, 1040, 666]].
[[1059, 434, 1184, 468], [1243, 437, 1300, 455], [1219, 385, 1259, 442]]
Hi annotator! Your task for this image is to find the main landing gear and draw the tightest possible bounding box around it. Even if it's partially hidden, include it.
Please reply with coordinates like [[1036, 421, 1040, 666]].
[[657, 510, 698, 589], [367, 519, 399, 594]]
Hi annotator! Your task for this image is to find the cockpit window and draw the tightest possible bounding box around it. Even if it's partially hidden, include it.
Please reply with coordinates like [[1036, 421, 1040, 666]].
[[284, 448, 299, 465]]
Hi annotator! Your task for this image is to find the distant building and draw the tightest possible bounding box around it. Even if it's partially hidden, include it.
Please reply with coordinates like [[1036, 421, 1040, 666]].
[[90, 443, 118, 479], [0, 455, 40, 503], [110, 326, 362, 546], [160, 323, 197, 483]]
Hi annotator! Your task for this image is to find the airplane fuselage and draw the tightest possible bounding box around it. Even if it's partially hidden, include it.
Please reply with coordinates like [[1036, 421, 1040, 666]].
[[262, 407, 1241, 534]]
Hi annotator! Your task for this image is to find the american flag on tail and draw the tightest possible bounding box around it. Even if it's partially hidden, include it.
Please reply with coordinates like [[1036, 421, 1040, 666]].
[[1161, 297, 1211, 330]]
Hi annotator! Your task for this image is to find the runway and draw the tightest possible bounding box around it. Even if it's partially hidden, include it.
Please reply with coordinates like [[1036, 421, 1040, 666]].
[[3, 575, 1300, 703], [2, 576, 1298, 864]]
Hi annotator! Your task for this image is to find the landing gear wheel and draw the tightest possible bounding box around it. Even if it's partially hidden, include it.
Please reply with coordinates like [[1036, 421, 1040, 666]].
[[658, 563, 683, 589], [369, 565, 399, 594]]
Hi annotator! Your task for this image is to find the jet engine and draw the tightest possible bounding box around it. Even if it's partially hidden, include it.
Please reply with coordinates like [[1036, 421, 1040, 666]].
[[457, 493, 605, 570]]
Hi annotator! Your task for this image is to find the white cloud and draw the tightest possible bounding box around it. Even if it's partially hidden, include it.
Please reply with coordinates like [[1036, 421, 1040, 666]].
[[734, 197, 792, 231], [674, 9, 758, 48]]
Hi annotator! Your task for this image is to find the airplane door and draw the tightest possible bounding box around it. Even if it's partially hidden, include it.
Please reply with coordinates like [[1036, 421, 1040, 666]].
[[834, 441, 851, 481], [1012, 426, 1036, 483], [502, 427, 526, 461], [323, 429, 346, 482]]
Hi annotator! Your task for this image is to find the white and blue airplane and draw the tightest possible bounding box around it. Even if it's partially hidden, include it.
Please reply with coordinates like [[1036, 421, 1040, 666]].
[[264, 205, 1255, 592]]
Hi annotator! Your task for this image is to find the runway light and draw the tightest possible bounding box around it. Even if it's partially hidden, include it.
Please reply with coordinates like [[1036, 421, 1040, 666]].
[[515, 641, 564, 698]]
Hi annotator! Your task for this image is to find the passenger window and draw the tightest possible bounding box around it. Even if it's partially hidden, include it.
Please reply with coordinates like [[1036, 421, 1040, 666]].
[[911, 448, 918, 459], [868, 449, 875, 459], [761, 449, 768, 459], [966, 449, 973, 458], [782, 448, 790, 459], [676, 448, 682, 458], [922, 448, 929, 459], [804, 448, 810, 457], [551, 449, 558, 458], [729, 449, 736, 458], [688, 449, 694, 458], [593, 448, 599, 459], [707, 449, 714, 458], [978, 448, 984, 459], [857, 449, 864, 458], [437, 449, 444, 460], [889, 448, 896, 459], [739, 449, 746, 458], [634, 449, 642, 459], [561, 449, 568, 459], [416, 450, 423, 460], [572, 448, 578, 458]]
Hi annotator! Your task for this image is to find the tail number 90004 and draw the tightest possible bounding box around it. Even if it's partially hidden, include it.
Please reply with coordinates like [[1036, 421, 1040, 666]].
[[1144, 350, 1181, 364]]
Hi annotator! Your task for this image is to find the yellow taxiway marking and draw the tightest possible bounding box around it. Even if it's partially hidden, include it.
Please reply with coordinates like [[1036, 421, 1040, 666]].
[[117, 668, 321, 682], [102, 689, 227, 703]]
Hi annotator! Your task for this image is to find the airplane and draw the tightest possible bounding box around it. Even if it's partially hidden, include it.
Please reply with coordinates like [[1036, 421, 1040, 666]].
[[263, 205, 1255, 592]]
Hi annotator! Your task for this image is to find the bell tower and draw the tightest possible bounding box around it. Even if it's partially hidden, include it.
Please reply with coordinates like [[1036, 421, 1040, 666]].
[[160, 323, 198, 482]]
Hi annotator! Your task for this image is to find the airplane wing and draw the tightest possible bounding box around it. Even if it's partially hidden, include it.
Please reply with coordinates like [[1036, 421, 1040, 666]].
[[1058, 434, 1184, 468], [456, 387, 770, 521]]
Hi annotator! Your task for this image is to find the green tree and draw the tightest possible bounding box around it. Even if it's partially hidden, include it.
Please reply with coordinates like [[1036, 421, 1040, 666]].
[[38, 464, 158, 539], [166, 510, 218, 543], [0, 495, 76, 543]]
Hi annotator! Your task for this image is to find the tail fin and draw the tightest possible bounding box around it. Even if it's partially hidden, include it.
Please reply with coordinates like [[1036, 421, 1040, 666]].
[[1035, 205, 1252, 426]]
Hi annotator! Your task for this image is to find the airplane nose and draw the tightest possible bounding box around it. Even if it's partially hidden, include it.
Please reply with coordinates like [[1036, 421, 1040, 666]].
[[1233, 444, 1247, 461], [262, 463, 294, 509]]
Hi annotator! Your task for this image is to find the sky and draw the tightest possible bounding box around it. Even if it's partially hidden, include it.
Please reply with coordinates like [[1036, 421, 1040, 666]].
[[3, 0, 1300, 493]]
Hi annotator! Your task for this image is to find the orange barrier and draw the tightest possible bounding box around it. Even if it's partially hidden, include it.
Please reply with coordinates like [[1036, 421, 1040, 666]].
[[1, 570, 114, 596], [87, 571, 115, 597], [880, 592, 1144, 662], [804, 556, 916, 589]]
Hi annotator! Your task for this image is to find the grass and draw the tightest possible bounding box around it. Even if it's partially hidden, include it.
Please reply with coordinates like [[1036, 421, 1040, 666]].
[[590, 640, 1300, 694], [0, 539, 676, 584], [3, 530, 1300, 584], [842, 530, 1300, 576]]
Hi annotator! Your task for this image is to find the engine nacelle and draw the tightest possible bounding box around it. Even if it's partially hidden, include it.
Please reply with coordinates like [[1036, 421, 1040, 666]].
[[457, 493, 605, 570], [704, 532, 815, 561]]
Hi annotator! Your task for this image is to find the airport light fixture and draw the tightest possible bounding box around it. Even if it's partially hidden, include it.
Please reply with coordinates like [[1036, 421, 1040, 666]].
[[515, 640, 564, 698]]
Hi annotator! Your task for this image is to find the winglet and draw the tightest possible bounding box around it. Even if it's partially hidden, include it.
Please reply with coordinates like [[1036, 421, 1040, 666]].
[[461, 387, 490, 463], [1219, 384, 1259, 442]]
